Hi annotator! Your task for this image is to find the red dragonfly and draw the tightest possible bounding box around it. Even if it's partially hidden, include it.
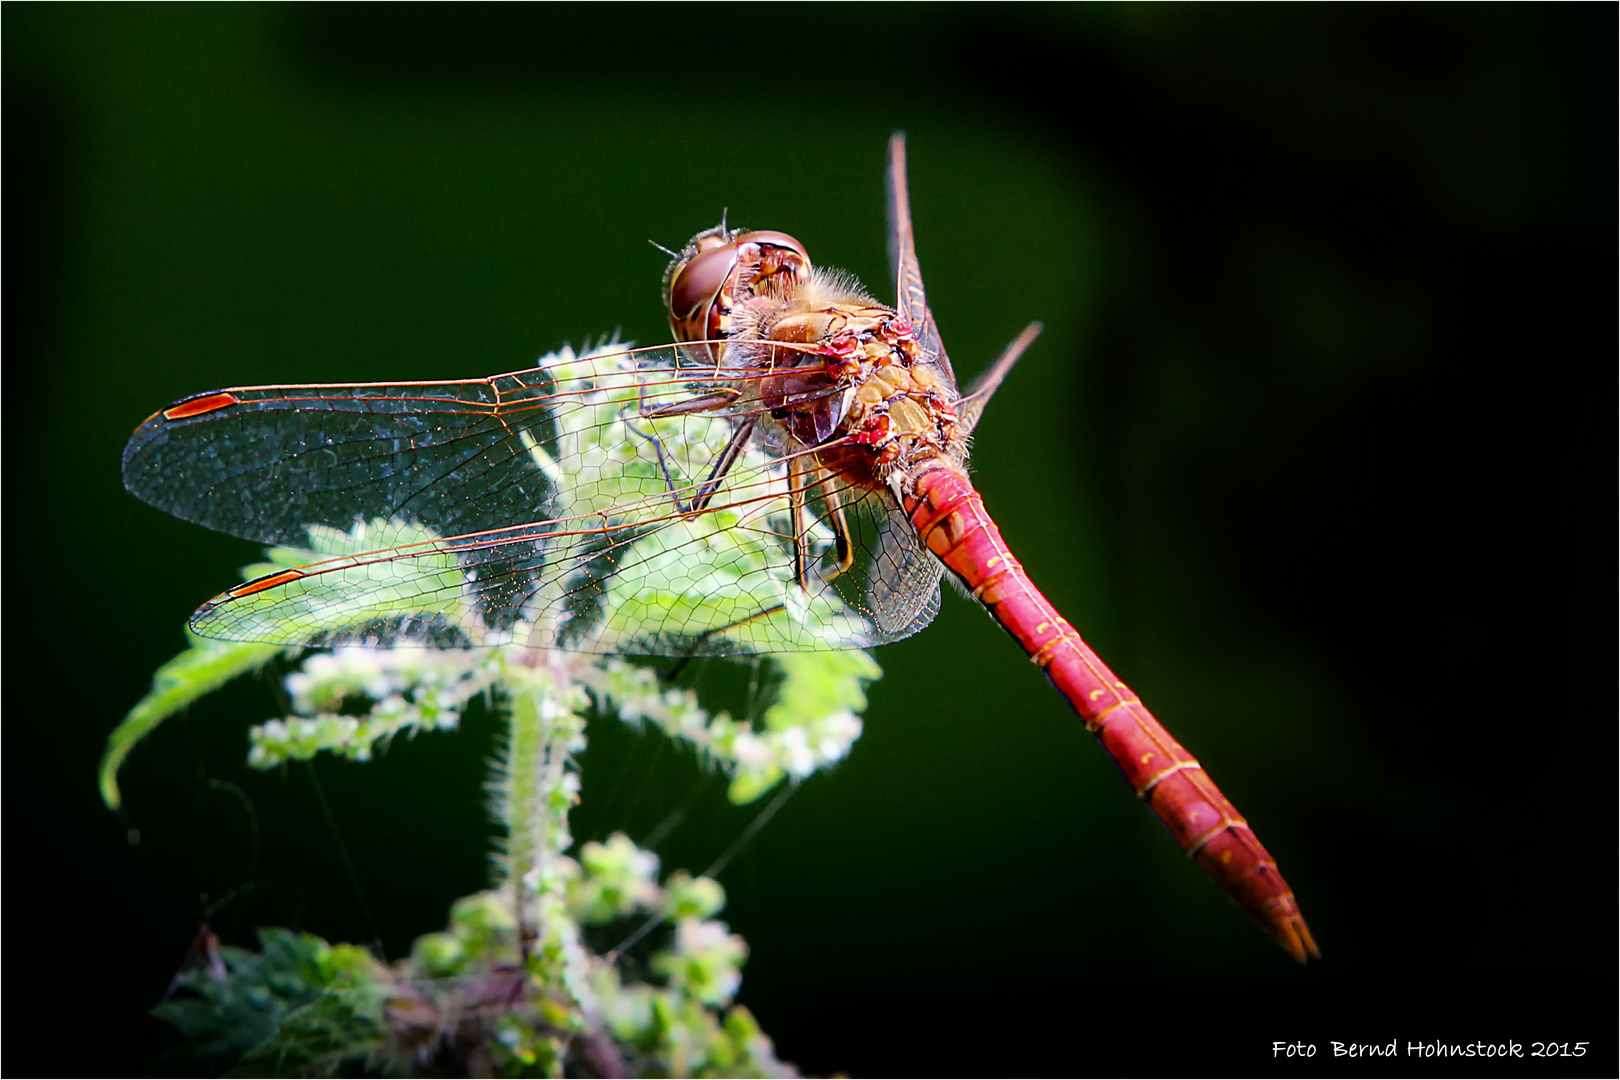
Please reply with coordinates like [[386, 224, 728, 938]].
[[123, 135, 1318, 962]]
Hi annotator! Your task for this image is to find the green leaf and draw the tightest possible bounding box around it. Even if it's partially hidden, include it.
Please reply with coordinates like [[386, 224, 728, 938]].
[[100, 632, 285, 810], [663, 871, 726, 921], [726, 764, 787, 805], [152, 929, 332, 1073], [763, 651, 882, 731], [226, 994, 384, 1079]]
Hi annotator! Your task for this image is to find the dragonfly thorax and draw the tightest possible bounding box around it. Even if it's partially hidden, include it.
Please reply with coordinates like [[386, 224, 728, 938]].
[[757, 299, 965, 485], [666, 224, 966, 488]]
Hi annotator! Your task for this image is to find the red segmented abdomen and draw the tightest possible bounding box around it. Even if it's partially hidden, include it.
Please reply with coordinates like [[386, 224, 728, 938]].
[[904, 464, 1319, 962]]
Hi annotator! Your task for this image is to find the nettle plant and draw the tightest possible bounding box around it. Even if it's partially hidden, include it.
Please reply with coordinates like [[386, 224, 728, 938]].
[[105, 347, 881, 1077]]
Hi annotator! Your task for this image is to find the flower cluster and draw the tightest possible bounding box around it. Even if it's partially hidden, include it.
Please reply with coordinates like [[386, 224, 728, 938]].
[[582, 651, 878, 804], [246, 647, 500, 767]]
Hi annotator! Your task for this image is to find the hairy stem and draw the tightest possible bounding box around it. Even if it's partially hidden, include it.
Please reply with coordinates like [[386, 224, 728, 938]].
[[496, 655, 591, 1001]]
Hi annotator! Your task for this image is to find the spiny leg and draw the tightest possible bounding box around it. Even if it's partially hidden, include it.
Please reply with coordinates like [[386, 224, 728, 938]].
[[812, 463, 855, 582], [788, 454, 813, 592], [626, 385, 754, 516], [639, 388, 742, 419], [787, 458, 856, 589], [685, 415, 757, 516], [622, 416, 686, 513]]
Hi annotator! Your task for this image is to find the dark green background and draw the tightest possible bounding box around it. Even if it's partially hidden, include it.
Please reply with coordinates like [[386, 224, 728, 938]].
[[7, 5, 1614, 1076]]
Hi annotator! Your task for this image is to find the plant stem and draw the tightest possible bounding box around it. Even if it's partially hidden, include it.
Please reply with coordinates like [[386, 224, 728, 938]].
[[498, 654, 591, 1003]]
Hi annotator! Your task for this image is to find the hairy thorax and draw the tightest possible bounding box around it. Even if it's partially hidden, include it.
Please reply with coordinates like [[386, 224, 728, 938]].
[[664, 226, 966, 492]]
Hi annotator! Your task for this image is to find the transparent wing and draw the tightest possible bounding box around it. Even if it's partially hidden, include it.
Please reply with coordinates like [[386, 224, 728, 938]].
[[123, 344, 707, 548], [885, 132, 956, 389], [126, 344, 942, 656]]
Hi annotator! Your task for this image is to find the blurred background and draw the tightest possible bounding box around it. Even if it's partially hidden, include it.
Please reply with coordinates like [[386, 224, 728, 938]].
[[6, 5, 1613, 1076]]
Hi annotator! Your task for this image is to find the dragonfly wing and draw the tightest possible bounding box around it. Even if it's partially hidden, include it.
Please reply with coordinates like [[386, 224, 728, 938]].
[[957, 322, 1043, 434], [124, 369, 561, 547], [808, 474, 943, 643], [885, 133, 957, 389], [190, 463, 941, 655], [190, 518, 543, 648], [156, 345, 941, 654], [121, 344, 767, 547]]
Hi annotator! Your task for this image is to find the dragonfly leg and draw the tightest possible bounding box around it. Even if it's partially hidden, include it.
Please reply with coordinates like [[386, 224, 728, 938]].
[[621, 417, 688, 514], [812, 465, 855, 583], [787, 458, 855, 590], [628, 383, 747, 511], [638, 387, 742, 419], [686, 415, 757, 516], [624, 412, 757, 518], [788, 455, 813, 592]]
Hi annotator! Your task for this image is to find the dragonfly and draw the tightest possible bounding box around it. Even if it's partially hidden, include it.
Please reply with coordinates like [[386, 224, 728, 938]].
[[123, 135, 1318, 962]]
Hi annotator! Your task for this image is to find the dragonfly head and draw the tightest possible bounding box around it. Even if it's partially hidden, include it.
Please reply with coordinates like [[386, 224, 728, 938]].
[[664, 226, 812, 360]]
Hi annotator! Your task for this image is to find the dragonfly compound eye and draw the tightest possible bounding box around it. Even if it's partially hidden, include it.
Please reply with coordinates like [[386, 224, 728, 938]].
[[667, 242, 740, 347]]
